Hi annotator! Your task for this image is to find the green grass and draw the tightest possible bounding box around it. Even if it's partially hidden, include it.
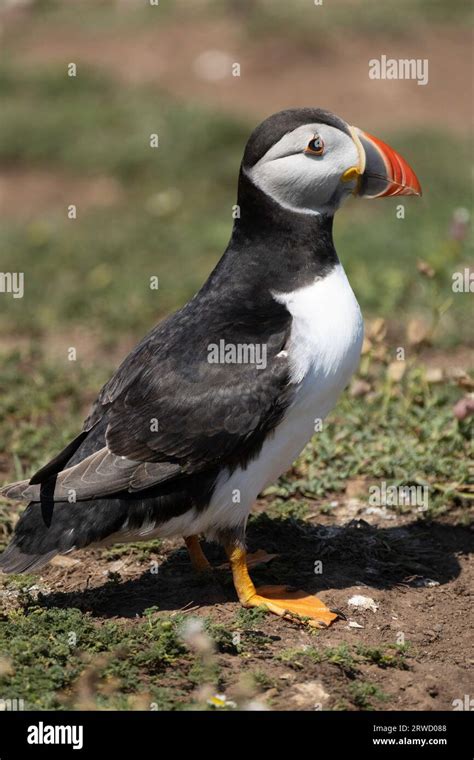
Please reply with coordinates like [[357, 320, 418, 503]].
[[356, 644, 410, 670], [267, 356, 472, 518], [0, 604, 190, 710], [278, 642, 409, 708], [281, 642, 410, 670], [0, 65, 244, 181], [279, 643, 358, 673], [251, 669, 278, 691], [278, 642, 411, 670], [0, 349, 105, 481], [349, 681, 389, 710], [100, 540, 162, 562], [233, 605, 270, 628]]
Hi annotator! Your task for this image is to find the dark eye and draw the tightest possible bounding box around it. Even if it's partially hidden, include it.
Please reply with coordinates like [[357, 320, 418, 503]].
[[306, 136, 324, 156]]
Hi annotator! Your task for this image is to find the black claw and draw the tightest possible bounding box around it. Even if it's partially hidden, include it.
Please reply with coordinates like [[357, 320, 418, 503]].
[[330, 607, 347, 620]]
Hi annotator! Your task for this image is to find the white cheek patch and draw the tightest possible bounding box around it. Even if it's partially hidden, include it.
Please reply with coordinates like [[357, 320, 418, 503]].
[[246, 123, 359, 215]]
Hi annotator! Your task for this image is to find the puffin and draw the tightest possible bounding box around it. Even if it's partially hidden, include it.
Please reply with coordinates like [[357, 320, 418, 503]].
[[0, 108, 421, 627]]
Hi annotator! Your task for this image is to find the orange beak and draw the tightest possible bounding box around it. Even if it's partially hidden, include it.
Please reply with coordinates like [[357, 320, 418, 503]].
[[344, 126, 422, 198]]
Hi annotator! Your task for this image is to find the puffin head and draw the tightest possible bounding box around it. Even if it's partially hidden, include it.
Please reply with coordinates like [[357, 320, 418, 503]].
[[242, 108, 421, 216]]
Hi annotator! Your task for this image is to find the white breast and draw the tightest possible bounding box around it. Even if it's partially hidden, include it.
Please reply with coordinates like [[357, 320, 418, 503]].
[[195, 263, 364, 539], [132, 264, 364, 542], [274, 262, 364, 393], [260, 262, 364, 480]]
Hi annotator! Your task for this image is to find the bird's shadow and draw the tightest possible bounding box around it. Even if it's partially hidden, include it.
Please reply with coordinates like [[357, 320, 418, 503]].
[[38, 514, 473, 619]]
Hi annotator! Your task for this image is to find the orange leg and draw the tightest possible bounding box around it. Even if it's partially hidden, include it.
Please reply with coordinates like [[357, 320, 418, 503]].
[[225, 543, 338, 629], [184, 535, 212, 574]]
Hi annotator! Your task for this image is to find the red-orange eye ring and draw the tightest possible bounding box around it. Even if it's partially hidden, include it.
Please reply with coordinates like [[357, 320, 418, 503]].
[[305, 136, 324, 156]]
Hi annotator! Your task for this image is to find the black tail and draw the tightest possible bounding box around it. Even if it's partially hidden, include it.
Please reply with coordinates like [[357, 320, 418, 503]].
[[0, 470, 217, 574], [0, 497, 129, 574], [0, 543, 58, 574]]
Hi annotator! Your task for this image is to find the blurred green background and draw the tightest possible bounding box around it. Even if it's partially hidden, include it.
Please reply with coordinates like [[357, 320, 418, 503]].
[[0, 0, 472, 344]]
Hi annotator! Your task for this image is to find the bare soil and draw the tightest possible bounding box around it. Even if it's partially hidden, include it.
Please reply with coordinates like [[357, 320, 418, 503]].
[[0, 169, 123, 219], [27, 498, 473, 711]]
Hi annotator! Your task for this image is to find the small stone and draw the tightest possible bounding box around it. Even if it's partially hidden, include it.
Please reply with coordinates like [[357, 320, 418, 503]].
[[348, 594, 379, 613], [291, 680, 330, 708]]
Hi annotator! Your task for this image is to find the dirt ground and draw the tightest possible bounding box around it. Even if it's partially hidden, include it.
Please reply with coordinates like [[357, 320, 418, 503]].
[[25, 495, 473, 711], [0, 168, 123, 219]]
